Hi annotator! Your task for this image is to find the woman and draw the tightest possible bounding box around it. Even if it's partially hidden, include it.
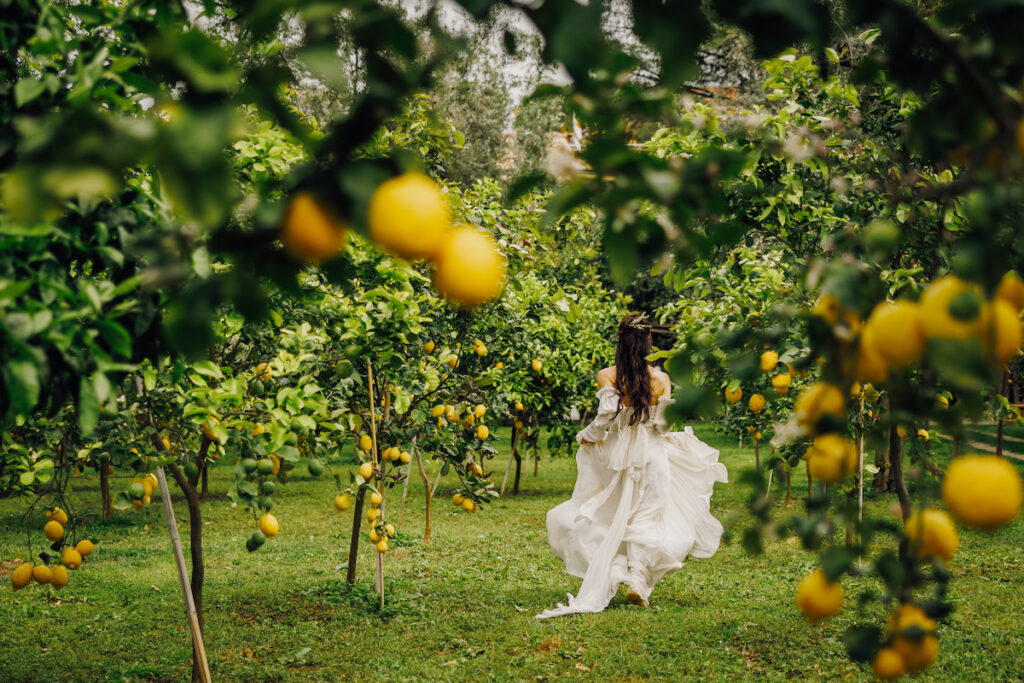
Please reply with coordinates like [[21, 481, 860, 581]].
[[537, 313, 728, 619]]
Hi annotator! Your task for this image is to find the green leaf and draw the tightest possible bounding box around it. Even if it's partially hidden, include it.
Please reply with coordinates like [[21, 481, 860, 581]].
[[14, 78, 46, 107], [19, 471, 35, 486], [79, 376, 101, 436], [6, 360, 40, 417], [97, 320, 132, 358]]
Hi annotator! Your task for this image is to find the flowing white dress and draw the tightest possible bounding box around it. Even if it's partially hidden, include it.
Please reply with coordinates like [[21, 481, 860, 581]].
[[537, 385, 728, 619]]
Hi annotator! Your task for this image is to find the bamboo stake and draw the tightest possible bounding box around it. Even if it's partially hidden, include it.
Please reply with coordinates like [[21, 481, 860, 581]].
[[500, 438, 516, 495], [155, 466, 212, 683], [857, 394, 865, 569], [366, 359, 384, 609]]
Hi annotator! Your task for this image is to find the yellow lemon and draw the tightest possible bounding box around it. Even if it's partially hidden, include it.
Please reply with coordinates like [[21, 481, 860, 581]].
[[334, 494, 352, 511], [474, 404, 486, 418], [432, 225, 506, 306], [748, 393, 766, 414], [62, 547, 83, 570], [905, 508, 958, 563], [476, 425, 489, 441], [50, 565, 69, 589], [753, 431, 762, 441], [724, 386, 743, 404], [44, 520, 64, 542], [385, 523, 396, 537], [400, 451, 411, 464], [358, 462, 373, 479], [793, 382, 845, 431], [446, 355, 459, 369], [988, 298, 1023, 367], [75, 539, 95, 557], [936, 394, 949, 408], [942, 454, 1022, 529], [996, 271, 1024, 312], [282, 192, 347, 263], [495, 362, 504, 369], [368, 529, 381, 543], [812, 293, 841, 325], [917, 428, 930, 441], [805, 433, 858, 483], [474, 342, 487, 356], [46, 507, 69, 525], [366, 507, 379, 523], [431, 404, 445, 418], [31, 564, 52, 585], [11, 563, 32, 591], [872, 648, 906, 680], [514, 401, 524, 412], [376, 539, 389, 553], [863, 300, 924, 368], [896, 424, 908, 439], [423, 340, 436, 354], [359, 434, 372, 453], [452, 493, 465, 506], [919, 275, 986, 340], [368, 173, 451, 260], [856, 328, 889, 384], [796, 569, 842, 622], [759, 350, 779, 373], [259, 513, 279, 537], [461, 498, 475, 512], [771, 373, 791, 394], [889, 605, 939, 672], [369, 491, 383, 506], [531, 359, 543, 373]]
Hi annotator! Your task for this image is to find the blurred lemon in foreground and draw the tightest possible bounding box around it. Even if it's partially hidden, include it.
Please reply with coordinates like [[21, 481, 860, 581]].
[[369, 173, 451, 260], [432, 225, 506, 307], [282, 193, 347, 263], [905, 508, 958, 563], [942, 454, 1022, 529], [796, 569, 842, 622]]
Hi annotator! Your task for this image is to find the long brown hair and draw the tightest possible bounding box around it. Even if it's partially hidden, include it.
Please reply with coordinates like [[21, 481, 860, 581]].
[[614, 313, 653, 425]]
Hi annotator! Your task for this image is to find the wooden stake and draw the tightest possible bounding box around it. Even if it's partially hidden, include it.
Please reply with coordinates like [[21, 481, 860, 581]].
[[155, 466, 212, 683], [857, 394, 865, 569], [366, 359, 384, 609], [398, 438, 415, 530], [500, 429, 517, 495]]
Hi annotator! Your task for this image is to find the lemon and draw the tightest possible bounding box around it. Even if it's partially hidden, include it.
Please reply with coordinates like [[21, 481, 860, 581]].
[[62, 547, 83, 570], [919, 275, 986, 340], [989, 298, 1023, 367], [368, 173, 451, 260], [805, 433, 858, 483], [400, 451, 411, 464], [432, 225, 506, 306], [423, 340, 436, 354], [771, 373, 791, 394], [748, 393, 766, 414], [47, 507, 69, 525], [431, 404, 445, 418], [514, 419, 524, 430], [366, 507, 379, 523], [461, 498, 475, 512], [724, 386, 743, 404], [282, 192, 347, 262], [872, 648, 906, 680], [996, 271, 1024, 312], [31, 564, 52, 585], [495, 362, 504, 369], [889, 604, 938, 672], [917, 428, 930, 441], [358, 462, 373, 479], [452, 493, 464, 506], [759, 350, 779, 373], [44, 520, 64, 542], [255, 362, 272, 381], [863, 301, 924, 368], [793, 382, 845, 431], [514, 401, 524, 412], [368, 529, 381, 543], [812, 293, 841, 325], [258, 514, 279, 537], [369, 491, 383, 506], [942, 454, 1022, 529], [796, 569, 842, 622], [936, 394, 949, 408], [50, 565, 69, 589], [476, 425, 489, 440], [11, 563, 32, 591], [385, 523, 396, 537], [334, 494, 352, 511], [445, 406, 458, 422], [376, 539, 389, 553], [753, 431, 762, 441], [359, 434, 372, 453], [856, 328, 889, 383], [75, 539, 95, 557], [202, 417, 220, 443], [905, 508, 958, 563], [474, 342, 487, 356], [896, 424, 908, 439], [474, 404, 486, 418], [531, 359, 543, 373], [447, 355, 459, 369]]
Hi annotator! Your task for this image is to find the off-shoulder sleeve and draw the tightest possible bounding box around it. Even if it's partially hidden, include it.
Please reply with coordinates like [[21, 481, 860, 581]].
[[576, 387, 620, 445]]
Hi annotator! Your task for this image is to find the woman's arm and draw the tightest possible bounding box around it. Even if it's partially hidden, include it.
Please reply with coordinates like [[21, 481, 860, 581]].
[[577, 369, 617, 445]]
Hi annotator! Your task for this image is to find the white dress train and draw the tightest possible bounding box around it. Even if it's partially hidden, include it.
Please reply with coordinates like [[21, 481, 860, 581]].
[[537, 385, 728, 619]]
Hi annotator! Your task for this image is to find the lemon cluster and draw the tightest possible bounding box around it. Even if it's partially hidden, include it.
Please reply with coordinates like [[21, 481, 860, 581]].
[[281, 174, 508, 307], [13, 507, 94, 592]]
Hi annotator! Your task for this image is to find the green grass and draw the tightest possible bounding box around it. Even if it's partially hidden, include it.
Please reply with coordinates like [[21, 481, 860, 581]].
[[1, 426, 1022, 681]]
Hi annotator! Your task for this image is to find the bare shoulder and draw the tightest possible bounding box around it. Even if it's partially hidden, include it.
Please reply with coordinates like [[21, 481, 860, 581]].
[[650, 367, 672, 397], [596, 366, 616, 388]]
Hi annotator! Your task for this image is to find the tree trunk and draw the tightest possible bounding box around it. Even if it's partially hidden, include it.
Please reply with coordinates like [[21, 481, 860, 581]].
[[873, 439, 891, 492], [512, 438, 522, 496], [785, 466, 792, 506], [806, 459, 814, 500], [163, 463, 205, 683], [346, 488, 365, 583], [200, 464, 208, 501], [997, 418, 1004, 456], [415, 447, 433, 543], [99, 464, 112, 520], [888, 426, 912, 521], [754, 439, 760, 470], [533, 444, 539, 476]]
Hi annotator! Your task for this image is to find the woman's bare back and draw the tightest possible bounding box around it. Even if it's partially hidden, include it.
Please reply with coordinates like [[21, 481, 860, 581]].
[[597, 365, 671, 405]]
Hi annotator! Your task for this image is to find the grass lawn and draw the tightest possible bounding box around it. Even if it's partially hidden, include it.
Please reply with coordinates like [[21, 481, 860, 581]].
[[1, 426, 1022, 681]]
